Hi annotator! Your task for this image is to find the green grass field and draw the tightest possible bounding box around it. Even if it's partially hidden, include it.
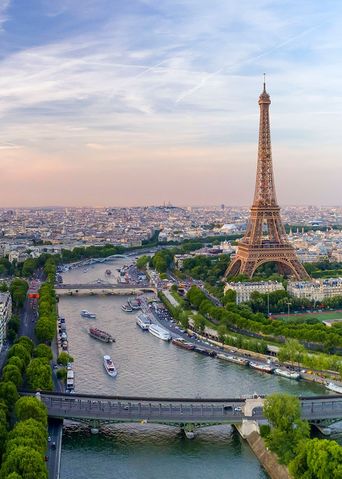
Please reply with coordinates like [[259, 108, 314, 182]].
[[275, 311, 342, 322]]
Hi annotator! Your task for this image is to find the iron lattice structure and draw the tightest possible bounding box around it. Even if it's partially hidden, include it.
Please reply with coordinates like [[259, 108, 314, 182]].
[[225, 83, 310, 280]]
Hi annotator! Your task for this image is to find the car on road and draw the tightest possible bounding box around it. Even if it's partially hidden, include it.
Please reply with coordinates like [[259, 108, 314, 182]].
[[234, 407, 242, 412], [51, 442, 56, 450]]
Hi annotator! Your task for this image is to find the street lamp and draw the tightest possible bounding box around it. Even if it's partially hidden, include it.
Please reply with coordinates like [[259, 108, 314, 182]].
[[286, 302, 291, 319]]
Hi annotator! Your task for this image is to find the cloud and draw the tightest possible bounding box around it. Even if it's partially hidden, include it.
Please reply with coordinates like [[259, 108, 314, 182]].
[[0, 0, 341, 206]]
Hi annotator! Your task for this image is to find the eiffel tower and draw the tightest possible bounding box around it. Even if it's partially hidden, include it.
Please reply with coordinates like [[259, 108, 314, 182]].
[[225, 80, 310, 280]]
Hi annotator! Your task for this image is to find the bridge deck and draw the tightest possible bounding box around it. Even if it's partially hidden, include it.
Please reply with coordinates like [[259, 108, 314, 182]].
[[29, 393, 342, 425]]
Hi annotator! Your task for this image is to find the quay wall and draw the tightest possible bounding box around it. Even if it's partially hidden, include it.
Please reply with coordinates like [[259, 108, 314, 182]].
[[236, 428, 291, 479]]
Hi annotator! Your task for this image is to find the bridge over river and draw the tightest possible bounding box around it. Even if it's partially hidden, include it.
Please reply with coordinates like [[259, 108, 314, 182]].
[[27, 392, 342, 427], [55, 283, 156, 296]]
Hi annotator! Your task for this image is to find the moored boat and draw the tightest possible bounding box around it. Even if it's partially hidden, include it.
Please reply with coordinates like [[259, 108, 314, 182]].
[[105, 269, 112, 275], [194, 346, 216, 357], [326, 382, 342, 394], [148, 324, 171, 341], [128, 298, 141, 310], [274, 368, 300, 380], [217, 353, 249, 366], [103, 355, 117, 377], [172, 337, 195, 350], [89, 327, 114, 343], [121, 304, 133, 312], [80, 310, 97, 319], [136, 313, 151, 330], [66, 369, 75, 391], [249, 361, 275, 373]]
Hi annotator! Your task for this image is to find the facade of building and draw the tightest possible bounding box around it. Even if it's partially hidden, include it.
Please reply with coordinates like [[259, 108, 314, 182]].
[[0, 292, 12, 350], [224, 281, 284, 304], [288, 278, 342, 302]]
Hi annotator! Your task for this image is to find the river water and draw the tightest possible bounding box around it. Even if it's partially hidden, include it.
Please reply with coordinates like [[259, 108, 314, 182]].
[[58, 258, 328, 479]]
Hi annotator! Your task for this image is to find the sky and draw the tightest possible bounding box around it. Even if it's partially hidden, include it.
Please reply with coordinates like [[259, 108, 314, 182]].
[[0, 0, 341, 207]]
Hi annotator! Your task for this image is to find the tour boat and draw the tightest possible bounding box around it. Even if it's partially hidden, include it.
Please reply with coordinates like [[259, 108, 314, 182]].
[[249, 361, 275, 373], [121, 304, 133, 312], [103, 355, 117, 377], [217, 353, 249, 366], [89, 327, 114, 343], [326, 382, 342, 394], [148, 324, 171, 341], [172, 337, 195, 350], [274, 368, 300, 380], [80, 310, 97, 319], [128, 298, 141, 310], [136, 313, 151, 330]]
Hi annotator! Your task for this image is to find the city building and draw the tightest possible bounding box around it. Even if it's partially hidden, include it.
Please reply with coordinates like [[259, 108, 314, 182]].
[[0, 292, 12, 350], [288, 278, 342, 302], [224, 281, 284, 304]]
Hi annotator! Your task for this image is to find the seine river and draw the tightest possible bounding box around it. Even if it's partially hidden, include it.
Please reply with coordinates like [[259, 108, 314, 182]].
[[58, 258, 327, 479]]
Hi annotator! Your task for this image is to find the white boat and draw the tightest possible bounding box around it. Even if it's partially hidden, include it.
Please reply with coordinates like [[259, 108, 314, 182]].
[[66, 370, 74, 390], [80, 310, 96, 319], [249, 361, 275, 373], [136, 313, 151, 330], [103, 355, 117, 377], [148, 324, 171, 341], [326, 382, 342, 394], [121, 304, 133, 312], [217, 353, 249, 366], [274, 368, 300, 380]]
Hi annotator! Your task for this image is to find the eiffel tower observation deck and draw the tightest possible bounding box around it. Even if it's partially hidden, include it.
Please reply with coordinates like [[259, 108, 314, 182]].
[[225, 80, 310, 280]]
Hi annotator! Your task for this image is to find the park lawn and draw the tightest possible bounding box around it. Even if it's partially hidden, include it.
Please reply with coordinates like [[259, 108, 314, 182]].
[[276, 311, 342, 322]]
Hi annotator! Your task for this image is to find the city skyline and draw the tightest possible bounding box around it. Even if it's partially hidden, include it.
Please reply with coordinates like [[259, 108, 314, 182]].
[[0, 1, 342, 206]]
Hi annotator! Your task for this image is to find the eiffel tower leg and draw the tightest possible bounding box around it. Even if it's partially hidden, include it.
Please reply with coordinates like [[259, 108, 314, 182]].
[[224, 258, 242, 277], [287, 260, 310, 281]]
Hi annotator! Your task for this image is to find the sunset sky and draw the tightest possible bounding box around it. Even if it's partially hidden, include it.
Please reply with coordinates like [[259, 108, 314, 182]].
[[0, 0, 341, 207]]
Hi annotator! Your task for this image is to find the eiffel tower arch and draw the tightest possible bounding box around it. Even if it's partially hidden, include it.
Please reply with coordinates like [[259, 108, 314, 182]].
[[225, 81, 310, 281]]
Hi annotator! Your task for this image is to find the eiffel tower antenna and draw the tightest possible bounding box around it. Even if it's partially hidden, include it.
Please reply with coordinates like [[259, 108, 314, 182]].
[[225, 81, 310, 280]]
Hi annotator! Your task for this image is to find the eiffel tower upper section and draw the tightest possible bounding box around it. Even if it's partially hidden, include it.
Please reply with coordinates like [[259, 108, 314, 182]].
[[253, 81, 277, 208]]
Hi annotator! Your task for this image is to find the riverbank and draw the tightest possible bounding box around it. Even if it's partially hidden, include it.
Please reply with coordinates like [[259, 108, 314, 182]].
[[241, 429, 290, 479]]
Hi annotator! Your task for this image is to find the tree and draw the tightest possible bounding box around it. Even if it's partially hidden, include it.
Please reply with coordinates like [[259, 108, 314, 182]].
[[0, 446, 48, 479], [289, 438, 342, 479], [57, 352, 74, 367], [35, 317, 55, 343], [7, 316, 20, 334], [193, 314, 206, 334], [7, 418, 47, 454], [14, 397, 47, 427], [21, 259, 36, 278], [278, 339, 306, 366], [223, 289, 237, 304], [6, 472, 24, 479], [57, 368, 67, 382], [6, 356, 24, 372], [264, 393, 301, 432], [33, 344, 53, 361], [264, 393, 310, 465], [7, 344, 31, 365], [217, 324, 227, 344], [2, 365, 22, 388], [16, 336, 34, 355], [0, 381, 19, 411], [26, 358, 53, 391], [136, 255, 150, 270]]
